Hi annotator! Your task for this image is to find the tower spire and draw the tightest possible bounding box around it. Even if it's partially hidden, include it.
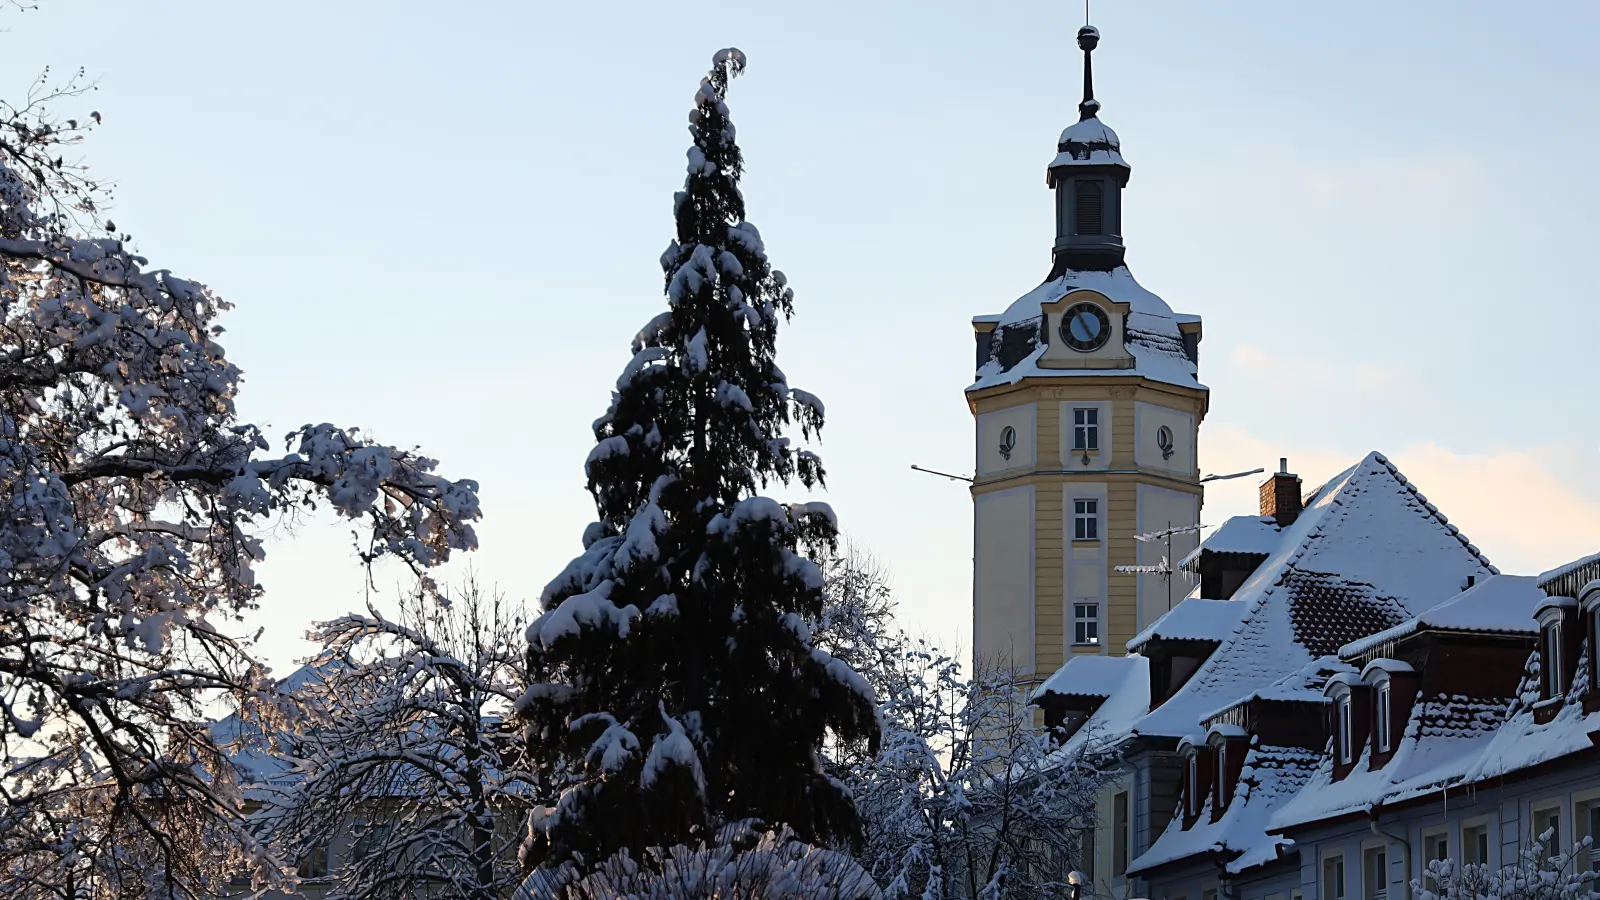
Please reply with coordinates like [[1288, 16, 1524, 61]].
[[1078, 25, 1101, 121]]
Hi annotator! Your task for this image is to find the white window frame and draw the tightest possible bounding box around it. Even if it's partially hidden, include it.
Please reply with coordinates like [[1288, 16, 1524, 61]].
[[1542, 621, 1564, 698], [1214, 740, 1228, 809], [1374, 683, 1391, 753], [1576, 789, 1600, 872], [1532, 800, 1563, 852], [1323, 853, 1347, 900], [1187, 752, 1200, 817], [1461, 817, 1491, 867], [1112, 789, 1130, 878], [1073, 601, 1100, 646], [1073, 498, 1099, 541], [1362, 844, 1388, 900], [1072, 407, 1100, 452], [1337, 695, 1353, 764], [1421, 827, 1449, 868]]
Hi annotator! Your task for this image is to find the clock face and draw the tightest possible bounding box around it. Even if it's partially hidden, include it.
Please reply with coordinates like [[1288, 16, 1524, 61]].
[[1060, 302, 1111, 352]]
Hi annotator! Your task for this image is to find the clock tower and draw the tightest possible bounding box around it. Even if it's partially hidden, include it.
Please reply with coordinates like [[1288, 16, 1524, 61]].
[[968, 26, 1208, 687]]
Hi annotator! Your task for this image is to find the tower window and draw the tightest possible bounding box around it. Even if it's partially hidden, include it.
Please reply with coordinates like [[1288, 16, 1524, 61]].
[[1075, 181, 1104, 236], [1072, 407, 1099, 451], [1074, 499, 1099, 541], [1074, 602, 1100, 645]]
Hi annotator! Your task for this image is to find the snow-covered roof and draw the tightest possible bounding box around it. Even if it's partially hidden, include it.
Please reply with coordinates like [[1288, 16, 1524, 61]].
[[1129, 598, 1250, 651], [1050, 116, 1127, 168], [1132, 739, 1322, 877], [1338, 574, 1545, 659], [1179, 516, 1283, 571], [1270, 692, 1509, 834], [1131, 451, 1496, 742], [1038, 655, 1151, 765], [1033, 654, 1147, 700], [970, 267, 1201, 393]]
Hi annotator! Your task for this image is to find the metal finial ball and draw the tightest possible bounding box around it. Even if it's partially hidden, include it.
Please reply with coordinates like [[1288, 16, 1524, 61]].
[[1077, 25, 1100, 51]]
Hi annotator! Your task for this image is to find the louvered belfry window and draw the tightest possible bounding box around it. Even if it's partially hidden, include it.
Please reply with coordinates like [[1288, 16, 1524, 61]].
[[1075, 180, 1104, 235]]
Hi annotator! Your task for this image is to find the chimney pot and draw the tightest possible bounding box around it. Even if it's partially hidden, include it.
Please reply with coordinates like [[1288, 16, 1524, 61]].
[[1260, 461, 1303, 528]]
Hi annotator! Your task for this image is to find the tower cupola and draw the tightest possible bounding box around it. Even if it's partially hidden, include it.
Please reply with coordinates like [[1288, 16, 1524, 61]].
[[1048, 25, 1132, 273]]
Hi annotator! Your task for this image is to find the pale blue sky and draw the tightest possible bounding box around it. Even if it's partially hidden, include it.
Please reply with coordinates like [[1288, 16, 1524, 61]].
[[6, 1, 1596, 674]]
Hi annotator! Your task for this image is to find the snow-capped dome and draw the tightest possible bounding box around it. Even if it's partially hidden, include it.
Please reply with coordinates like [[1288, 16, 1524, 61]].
[[1059, 116, 1119, 151]]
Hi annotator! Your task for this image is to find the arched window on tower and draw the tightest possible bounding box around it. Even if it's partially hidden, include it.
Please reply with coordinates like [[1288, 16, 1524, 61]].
[[1075, 181, 1104, 236]]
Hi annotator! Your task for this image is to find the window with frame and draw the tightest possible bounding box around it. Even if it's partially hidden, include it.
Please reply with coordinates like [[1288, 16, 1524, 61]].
[[1578, 800, 1600, 872], [1542, 622, 1564, 699], [1214, 741, 1229, 809], [1080, 826, 1096, 880], [1363, 845, 1388, 900], [1374, 684, 1391, 753], [1187, 751, 1200, 818], [1423, 832, 1449, 867], [1074, 499, 1099, 541], [1337, 695, 1354, 764], [1074, 602, 1100, 645], [1462, 822, 1490, 866], [1591, 608, 1600, 692], [297, 843, 330, 880], [1323, 855, 1346, 900], [1533, 805, 1561, 851], [1112, 790, 1129, 877], [1073, 407, 1100, 452]]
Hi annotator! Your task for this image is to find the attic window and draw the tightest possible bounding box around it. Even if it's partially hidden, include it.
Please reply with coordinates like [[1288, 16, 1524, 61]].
[[1214, 741, 1229, 809], [1375, 684, 1391, 753], [1542, 621, 1564, 700], [1187, 752, 1200, 818], [1336, 696, 1353, 764], [1075, 181, 1104, 236]]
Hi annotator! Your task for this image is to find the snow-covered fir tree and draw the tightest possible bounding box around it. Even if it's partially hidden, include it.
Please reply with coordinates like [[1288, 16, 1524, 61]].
[[260, 580, 531, 900], [519, 48, 879, 874], [0, 33, 480, 899]]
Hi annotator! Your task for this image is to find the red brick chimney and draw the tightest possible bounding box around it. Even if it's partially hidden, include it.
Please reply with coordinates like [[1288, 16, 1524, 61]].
[[1260, 458, 1303, 528]]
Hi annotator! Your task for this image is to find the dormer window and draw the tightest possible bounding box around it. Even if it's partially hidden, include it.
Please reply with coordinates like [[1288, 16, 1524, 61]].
[[1337, 695, 1353, 764], [1214, 741, 1228, 808], [1542, 621, 1564, 700], [1374, 684, 1391, 753], [1187, 752, 1200, 818]]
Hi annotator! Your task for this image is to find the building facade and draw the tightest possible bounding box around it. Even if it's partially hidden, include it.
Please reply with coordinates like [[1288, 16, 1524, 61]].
[[968, 26, 1207, 688]]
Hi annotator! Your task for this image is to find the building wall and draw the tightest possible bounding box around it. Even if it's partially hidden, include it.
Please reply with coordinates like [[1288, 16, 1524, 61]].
[[971, 376, 1206, 680], [1288, 756, 1600, 900], [974, 485, 1035, 675]]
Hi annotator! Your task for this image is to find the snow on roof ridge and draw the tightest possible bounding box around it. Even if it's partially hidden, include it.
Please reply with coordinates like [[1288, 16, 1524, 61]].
[[1540, 550, 1600, 586], [1369, 451, 1498, 574], [1338, 574, 1544, 659]]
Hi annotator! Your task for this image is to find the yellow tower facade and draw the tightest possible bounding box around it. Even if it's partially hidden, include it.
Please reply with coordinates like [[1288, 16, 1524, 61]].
[[967, 25, 1209, 688]]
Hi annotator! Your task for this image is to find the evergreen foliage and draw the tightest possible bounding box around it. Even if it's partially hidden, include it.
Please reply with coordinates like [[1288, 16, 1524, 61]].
[[519, 49, 879, 872]]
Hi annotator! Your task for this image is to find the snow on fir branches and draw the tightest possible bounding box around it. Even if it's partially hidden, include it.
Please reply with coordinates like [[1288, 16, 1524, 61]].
[[519, 49, 880, 876], [0, 35, 481, 899]]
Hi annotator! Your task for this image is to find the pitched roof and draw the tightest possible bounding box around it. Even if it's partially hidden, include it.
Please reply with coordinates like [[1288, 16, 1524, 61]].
[[1132, 741, 1322, 876], [1038, 655, 1151, 765], [1131, 452, 1496, 741]]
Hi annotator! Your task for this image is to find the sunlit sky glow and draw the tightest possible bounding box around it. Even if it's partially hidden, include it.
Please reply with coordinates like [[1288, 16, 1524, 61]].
[[5, 1, 1596, 675]]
